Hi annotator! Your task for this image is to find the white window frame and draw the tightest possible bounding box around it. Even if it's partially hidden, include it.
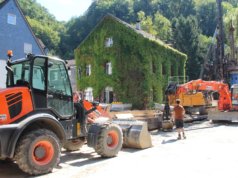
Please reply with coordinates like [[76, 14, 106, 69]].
[[105, 37, 113, 47], [105, 87, 113, 103], [7, 13, 16, 25], [86, 64, 91, 76], [106, 62, 112, 75], [24, 43, 32, 54], [85, 87, 93, 102]]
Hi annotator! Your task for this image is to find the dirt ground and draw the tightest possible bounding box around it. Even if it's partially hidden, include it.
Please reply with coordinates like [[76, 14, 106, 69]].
[[1, 120, 238, 178]]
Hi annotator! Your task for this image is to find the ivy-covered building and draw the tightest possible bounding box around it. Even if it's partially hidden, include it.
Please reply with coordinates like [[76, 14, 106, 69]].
[[75, 14, 187, 109]]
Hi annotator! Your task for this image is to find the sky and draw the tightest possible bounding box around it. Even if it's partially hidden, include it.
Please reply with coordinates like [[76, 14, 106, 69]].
[[36, 0, 93, 21]]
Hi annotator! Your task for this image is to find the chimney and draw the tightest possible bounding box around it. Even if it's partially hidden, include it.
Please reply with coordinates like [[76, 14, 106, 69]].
[[136, 20, 141, 30]]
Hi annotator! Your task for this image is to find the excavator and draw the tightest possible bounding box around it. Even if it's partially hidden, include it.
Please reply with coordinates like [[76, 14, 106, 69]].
[[0, 51, 152, 175], [165, 79, 238, 122], [165, 79, 231, 115]]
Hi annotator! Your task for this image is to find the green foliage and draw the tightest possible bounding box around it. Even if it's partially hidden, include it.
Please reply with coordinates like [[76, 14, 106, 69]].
[[16, 0, 238, 82], [75, 16, 186, 109], [158, 0, 196, 20], [173, 15, 201, 80], [153, 12, 172, 41], [195, 1, 217, 36], [224, 6, 238, 45]]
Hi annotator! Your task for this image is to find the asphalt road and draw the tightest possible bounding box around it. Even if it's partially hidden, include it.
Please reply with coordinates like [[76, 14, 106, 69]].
[[1, 120, 238, 178]]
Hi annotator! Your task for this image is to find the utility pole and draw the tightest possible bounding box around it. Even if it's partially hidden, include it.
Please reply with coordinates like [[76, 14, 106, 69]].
[[229, 20, 236, 62], [216, 0, 225, 81]]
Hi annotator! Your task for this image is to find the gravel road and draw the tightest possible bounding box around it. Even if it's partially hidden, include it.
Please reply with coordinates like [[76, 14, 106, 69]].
[[1, 120, 238, 178]]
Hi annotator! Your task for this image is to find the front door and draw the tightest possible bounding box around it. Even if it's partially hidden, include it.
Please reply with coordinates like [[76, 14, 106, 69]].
[[32, 57, 47, 108], [47, 59, 74, 117]]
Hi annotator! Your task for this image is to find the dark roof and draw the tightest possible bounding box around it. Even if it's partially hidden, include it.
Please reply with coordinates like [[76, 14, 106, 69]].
[[0, 0, 45, 54], [106, 14, 165, 45], [103, 14, 183, 53], [79, 13, 178, 52], [0, 0, 9, 9]]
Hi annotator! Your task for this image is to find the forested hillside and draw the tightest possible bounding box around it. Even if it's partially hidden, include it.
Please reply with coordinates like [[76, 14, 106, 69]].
[[18, 0, 238, 80]]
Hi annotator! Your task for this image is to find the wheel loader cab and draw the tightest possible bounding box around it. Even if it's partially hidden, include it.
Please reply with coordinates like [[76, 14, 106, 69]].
[[7, 54, 74, 118]]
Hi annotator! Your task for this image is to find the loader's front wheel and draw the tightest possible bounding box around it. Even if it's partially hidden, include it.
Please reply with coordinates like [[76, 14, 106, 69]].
[[95, 124, 123, 157], [15, 129, 60, 175]]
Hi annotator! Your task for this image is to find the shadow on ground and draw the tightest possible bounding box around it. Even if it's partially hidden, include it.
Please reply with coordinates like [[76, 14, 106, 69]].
[[0, 160, 29, 178]]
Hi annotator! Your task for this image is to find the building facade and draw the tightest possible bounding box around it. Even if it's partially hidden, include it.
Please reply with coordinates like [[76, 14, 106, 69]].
[[75, 14, 187, 109], [0, 0, 45, 88]]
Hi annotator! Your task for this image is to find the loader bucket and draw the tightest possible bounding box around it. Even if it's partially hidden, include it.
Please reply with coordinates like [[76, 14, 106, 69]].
[[112, 116, 152, 149]]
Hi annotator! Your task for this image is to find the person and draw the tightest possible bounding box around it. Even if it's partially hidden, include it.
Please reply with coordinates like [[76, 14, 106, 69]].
[[73, 91, 88, 136], [73, 91, 96, 124], [73, 91, 80, 103], [173, 99, 186, 139]]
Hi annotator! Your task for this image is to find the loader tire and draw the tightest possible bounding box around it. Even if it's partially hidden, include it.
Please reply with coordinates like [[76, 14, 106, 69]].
[[63, 138, 85, 151], [14, 129, 60, 175], [95, 124, 123, 157]]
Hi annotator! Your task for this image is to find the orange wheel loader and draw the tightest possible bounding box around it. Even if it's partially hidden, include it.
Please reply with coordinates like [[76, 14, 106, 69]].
[[0, 52, 124, 175], [0, 51, 152, 175]]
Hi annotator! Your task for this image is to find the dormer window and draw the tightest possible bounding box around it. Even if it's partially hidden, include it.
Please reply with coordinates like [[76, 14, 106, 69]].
[[24, 43, 32, 54], [7, 13, 16, 25], [106, 62, 112, 75], [86, 64, 91, 76], [105, 37, 113, 47]]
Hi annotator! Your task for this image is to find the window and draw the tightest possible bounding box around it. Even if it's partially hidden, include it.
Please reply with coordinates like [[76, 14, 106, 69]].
[[86, 64, 91, 76], [152, 60, 156, 74], [162, 63, 166, 75], [8, 61, 30, 87], [178, 65, 183, 76], [85, 87, 93, 102], [32, 58, 45, 90], [171, 65, 175, 76], [104, 87, 113, 103], [7, 13, 16, 25], [24, 43, 32, 54], [106, 62, 112, 75], [48, 59, 73, 116], [105, 37, 113, 47]]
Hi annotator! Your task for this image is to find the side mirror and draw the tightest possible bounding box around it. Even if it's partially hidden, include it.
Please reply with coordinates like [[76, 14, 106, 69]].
[[92, 101, 99, 107]]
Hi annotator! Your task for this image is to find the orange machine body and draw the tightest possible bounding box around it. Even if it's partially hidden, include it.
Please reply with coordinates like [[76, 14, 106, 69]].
[[82, 100, 110, 123], [171, 79, 232, 111], [0, 87, 33, 125]]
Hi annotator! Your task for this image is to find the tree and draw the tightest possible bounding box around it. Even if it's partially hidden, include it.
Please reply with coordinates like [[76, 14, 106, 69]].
[[158, 0, 196, 20], [173, 16, 201, 80], [153, 12, 172, 41], [196, 0, 217, 36], [137, 11, 156, 35]]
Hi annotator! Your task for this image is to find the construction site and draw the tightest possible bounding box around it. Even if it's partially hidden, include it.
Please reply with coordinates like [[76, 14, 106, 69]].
[[1, 120, 238, 178], [0, 0, 238, 177]]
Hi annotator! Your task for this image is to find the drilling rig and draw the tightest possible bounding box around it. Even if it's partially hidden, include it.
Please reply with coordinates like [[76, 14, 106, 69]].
[[200, 0, 238, 84]]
